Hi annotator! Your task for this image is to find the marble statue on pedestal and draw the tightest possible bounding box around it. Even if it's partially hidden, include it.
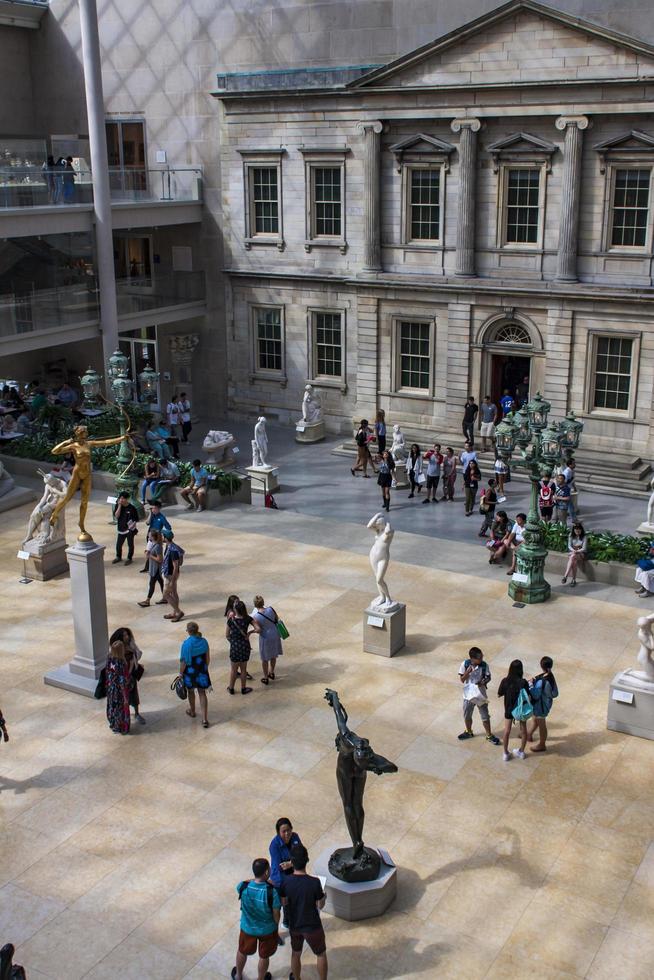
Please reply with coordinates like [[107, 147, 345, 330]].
[[0, 461, 14, 498], [390, 424, 407, 463], [324, 689, 397, 883], [367, 512, 397, 610], [300, 384, 322, 424], [23, 470, 68, 545], [254, 416, 268, 466], [251, 439, 262, 469], [635, 613, 654, 683]]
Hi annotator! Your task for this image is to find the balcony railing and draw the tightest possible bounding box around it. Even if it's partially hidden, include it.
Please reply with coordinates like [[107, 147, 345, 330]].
[[0, 167, 203, 209], [115, 272, 206, 315]]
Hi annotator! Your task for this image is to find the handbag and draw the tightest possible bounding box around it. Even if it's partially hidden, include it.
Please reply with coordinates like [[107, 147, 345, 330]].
[[94, 668, 107, 700], [134, 664, 144, 681], [171, 674, 187, 700], [276, 619, 290, 640], [415, 472, 426, 485]]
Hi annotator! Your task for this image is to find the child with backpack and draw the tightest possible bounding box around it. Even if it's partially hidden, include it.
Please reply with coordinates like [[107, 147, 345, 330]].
[[527, 656, 558, 752], [539, 477, 555, 522], [497, 659, 532, 761], [457, 647, 501, 744]]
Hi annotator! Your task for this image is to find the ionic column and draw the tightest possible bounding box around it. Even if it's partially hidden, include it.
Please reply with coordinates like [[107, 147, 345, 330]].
[[451, 118, 481, 277], [555, 115, 589, 282], [357, 120, 384, 273]]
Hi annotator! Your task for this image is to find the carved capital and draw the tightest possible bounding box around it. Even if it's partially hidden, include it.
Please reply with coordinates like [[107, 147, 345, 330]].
[[169, 334, 199, 363], [451, 118, 481, 134], [356, 120, 384, 136], [555, 115, 589, 132]]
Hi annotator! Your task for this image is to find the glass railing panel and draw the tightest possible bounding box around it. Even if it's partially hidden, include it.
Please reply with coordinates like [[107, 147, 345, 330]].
[[0, 167, 202, 208], [0, 281, 99, 337], [115, 271, 205, 315]]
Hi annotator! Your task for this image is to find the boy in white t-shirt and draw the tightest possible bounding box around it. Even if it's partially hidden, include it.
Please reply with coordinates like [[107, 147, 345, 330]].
[[458, 647, 501, 744]]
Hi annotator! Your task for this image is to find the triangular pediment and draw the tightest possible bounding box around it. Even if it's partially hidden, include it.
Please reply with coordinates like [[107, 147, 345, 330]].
[[487, 132, 557, 155], [594, 130, 654, 153], [389, 134, 455, 155], [349, 0, 654, 90]]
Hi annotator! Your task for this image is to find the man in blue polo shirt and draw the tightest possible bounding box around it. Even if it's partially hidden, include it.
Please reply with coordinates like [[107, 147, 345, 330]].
[[180, 458, 209, 511], [232, 858, 280, 980]]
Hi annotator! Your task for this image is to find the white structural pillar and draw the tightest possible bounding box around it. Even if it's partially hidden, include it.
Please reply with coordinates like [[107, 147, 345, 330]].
[[44, 541, 109, 697], [555, 115, 589, 282], [357, 120, 384, 273], [451, 118, 481, 277], [79, 0, 119, 367]]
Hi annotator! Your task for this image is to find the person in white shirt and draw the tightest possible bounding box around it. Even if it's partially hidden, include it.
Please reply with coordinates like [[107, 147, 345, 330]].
[[178, 392, 192, 442], [166, 398, 180, 435], [458, 441, 478, 475]]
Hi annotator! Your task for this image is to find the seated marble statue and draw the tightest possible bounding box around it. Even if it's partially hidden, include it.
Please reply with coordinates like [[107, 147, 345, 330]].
[[299, 384, 322, 424], [202, 429, 234, 451]]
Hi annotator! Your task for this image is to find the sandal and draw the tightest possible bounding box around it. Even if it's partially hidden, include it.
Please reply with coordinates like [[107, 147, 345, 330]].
[[171, 612, 184, 622], [246, 672, 253, 680], [137, 601, 150, 607], [185, 709, 196, 718], [202, 721, 209, 729], [269, 672, 275, 680], [241, 687, 253, 695], [261, 677, 269, 685], [227, 687, 235, 695]]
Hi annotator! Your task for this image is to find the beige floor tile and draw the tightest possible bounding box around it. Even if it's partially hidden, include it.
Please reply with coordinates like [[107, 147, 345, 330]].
[[587, 926, 654, 980], [17, 908, 127, 980], [503, 897, 608, 975], [0, 883, 65, 947], [396, 734, 474, 780], [13, 840, 114, 903]]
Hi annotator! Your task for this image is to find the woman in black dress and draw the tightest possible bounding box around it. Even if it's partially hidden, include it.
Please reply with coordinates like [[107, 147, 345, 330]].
[[225, 599, 260, 695], [377, 450, 395, 512], [497, 659, 531, 762]]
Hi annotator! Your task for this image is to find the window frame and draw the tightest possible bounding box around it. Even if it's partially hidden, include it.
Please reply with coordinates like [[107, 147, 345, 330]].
[[250, 304, 287, 385], [392, 316, 435, 396], [604, 164, 653, 254], [497, 162, 547, 250], [300, 148, 349, 253], [307, 307, 347, 390], [402, 163, 445, 246], [238, 149, 285, 251], [585, 330, 640, 419]]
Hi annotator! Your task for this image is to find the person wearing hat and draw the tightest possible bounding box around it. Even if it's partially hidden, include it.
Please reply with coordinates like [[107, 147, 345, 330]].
[[112, 491, 139, 565], [162, 528, 184, 622]]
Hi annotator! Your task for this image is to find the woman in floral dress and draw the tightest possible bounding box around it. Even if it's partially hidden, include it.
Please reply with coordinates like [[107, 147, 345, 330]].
[[225, 599, 259, 696], [106, 639, 131, 734]]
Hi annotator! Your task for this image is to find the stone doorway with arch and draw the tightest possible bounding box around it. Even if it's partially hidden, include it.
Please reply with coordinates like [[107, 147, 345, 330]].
[[474, 315, 544, 415]]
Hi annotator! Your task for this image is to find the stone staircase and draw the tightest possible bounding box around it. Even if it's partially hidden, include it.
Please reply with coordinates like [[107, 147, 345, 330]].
[[331, 433, 652, 499]]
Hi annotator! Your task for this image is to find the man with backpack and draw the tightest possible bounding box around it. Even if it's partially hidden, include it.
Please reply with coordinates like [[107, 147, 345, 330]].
[[457, 647, 501, 745], [161, 528, 184, 622], [232, 857, 281, 980]]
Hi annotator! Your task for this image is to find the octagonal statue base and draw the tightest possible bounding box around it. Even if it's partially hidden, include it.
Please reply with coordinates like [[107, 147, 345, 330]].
[[313, 845, 397, 921]]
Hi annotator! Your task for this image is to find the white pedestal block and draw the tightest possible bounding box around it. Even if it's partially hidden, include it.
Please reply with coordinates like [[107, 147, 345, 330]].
[[295, 420, 325, 443], [636, 522, 654, 536], [363, 603, 406, 657], [607, 669, 654, 741], [313, 846, 397, 921], [393, 470, 409, 488], [246, 465, 280, 496], [44, 540, 109, 698], [23, 537, 69, 581]]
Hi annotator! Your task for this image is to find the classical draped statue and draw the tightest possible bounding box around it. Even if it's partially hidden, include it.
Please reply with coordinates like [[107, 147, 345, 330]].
[[300, 384, 322, 424], [254, 416, 268, 466], [23, 470, 68, 545], [49, 424, 129, 542], [390, 424, 407, 462], [324, 689, 397, 882], [636, 613, 654, 682]]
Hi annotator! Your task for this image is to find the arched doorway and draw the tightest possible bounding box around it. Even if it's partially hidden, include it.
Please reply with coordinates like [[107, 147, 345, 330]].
[[482, 321, 534, 413]]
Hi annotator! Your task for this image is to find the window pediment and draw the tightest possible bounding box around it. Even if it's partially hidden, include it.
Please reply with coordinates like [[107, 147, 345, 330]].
[[594, 130, 654, 173], [389, 134, 455, 172], [487, 133, 557, 173]]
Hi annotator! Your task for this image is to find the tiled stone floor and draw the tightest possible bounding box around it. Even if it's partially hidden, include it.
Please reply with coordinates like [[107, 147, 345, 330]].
[[1, 499, 653, 978]]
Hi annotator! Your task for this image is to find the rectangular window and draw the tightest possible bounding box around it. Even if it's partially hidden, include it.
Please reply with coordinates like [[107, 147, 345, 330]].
[[611, 169, 650, 248], [505, 168, 540, 244], [251, 167, 279, 235], [409, 169, 441, 240], [314, 312, 342, 378], [255, 307, 283, 373], [312, 167, 342, 237], [593, 336, 633, 411], [399, 321, 430, 390]]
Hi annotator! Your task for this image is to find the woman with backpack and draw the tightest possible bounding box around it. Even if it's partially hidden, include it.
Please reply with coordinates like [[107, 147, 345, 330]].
[[226, 599, 260, 695], [527, 656, 558, 752], [497, 659, 532, 761], [252, 595, 284, 684]]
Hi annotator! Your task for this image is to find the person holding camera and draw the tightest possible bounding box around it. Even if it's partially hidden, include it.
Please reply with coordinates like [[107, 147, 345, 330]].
[[112, 491, 138, 565]]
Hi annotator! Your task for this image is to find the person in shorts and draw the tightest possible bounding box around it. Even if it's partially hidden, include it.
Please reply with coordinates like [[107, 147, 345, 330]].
[[233, 857, 280, 980], [457, 647, 501, 745], [281, 844, 328, 980], [479, 396, 497, 450], [423, 443, 442, 504]]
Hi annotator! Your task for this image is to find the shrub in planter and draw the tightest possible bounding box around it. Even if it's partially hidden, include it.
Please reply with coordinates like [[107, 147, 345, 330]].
[[540, 520, 650, 564]]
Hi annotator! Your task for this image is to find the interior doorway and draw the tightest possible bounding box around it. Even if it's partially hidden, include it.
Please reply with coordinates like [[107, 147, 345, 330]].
[[490, 354, 531, 414]]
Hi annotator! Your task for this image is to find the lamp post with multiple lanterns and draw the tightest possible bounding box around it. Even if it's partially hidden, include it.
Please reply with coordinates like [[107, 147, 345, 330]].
[[494, 394, 584, 604]]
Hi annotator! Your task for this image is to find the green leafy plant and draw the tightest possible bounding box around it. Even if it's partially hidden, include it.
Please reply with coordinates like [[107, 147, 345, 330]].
[[539, 520, 650, 563], [36, 403, 73, 441], [0, 433, 53, 460]]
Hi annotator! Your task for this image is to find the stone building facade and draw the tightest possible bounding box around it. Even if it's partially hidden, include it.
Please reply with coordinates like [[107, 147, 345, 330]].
[[216, 0, 654, 454]]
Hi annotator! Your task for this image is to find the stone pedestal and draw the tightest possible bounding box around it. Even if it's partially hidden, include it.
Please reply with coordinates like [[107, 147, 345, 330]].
[[295, 419, 325, 443], [313, 846, 397, 921], [246, 465, 280, 497], [607, 669, 654, 741], [44, 540, 109, 697], [24, 537, 69, 581], [363, 603, 406, 657], [636, 522, 654, 537]]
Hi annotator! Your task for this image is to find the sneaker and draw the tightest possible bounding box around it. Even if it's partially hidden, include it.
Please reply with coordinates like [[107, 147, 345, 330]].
[[513, 748, 526, 759], [486, 734, 501, 745], [561, 576, 567, 584], [502, 751, 511, 762], [432, 497, 438, 503], [111, 558, 121, 564], [422, 498, 430, 504], [457, 731, 474, 740], [135, 713, 146, 725], [139, 568, 148, 574], [124, 559, 133, 566]]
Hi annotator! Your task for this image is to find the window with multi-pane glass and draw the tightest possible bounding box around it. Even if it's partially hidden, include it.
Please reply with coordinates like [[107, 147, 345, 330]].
[[505, 168, 540, 244], [314, 312, 342, 377], [312, 167, 341, 236], [409, 168, 440, 240], [399, 321, 430, 390], [593, 336, 633, 411], [251, 167, 279, 235], [611, 169, 650, 248], [255, 308, 282, 372]]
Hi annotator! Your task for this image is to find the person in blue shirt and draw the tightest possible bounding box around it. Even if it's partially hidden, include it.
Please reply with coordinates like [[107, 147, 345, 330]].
[[179, 621, 211, 726], [145, 425, 170, 460], [500, 389, 514, 417], [180, 458, 209, 511], [233, 858, 280, 980], [139, 502, 172, 574], [269, 818, 303, 889]]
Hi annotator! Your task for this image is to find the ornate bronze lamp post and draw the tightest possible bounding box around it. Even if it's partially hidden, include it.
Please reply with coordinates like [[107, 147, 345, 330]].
[[107, 349, 140, 509], [80, 366, 103, 409], [495, 393, 584, 604]]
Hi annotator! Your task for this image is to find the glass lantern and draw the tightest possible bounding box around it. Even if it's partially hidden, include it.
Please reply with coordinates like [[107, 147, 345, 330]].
[[540, 422, 562, 463], [525, 392, 551, 432], [80, 366, 102, 407], [138, 362, 159, 403], [108, 349, 130, 380], [494, 416, 517, 457], [512, 406, 532, 447], [560, 410, 583, 451], [110, 374, 133, 405]]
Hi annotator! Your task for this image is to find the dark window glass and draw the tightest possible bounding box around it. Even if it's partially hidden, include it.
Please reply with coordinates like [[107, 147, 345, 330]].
[[399, 321, 430, 389], [255, 308, 282, 371], [252, 167, 279, 235], [410, 169, 440, 240], [313, 167, 341, 236], [593, 336, 632, 411], [505, 168, 540, 244], [315, 312, 342, 377], [611, 169, 650, 247]]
